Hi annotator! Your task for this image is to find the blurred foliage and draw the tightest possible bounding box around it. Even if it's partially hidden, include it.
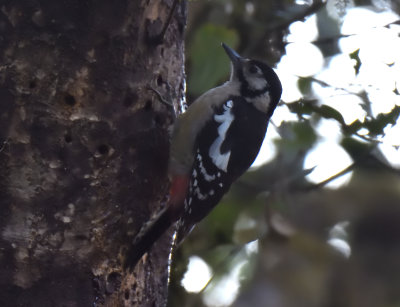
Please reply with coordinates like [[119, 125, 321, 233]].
[[188, 24, 239, 96], [349, 48, 361, 75], [185, 0, 291, 101], [168, 0, 400, 307]]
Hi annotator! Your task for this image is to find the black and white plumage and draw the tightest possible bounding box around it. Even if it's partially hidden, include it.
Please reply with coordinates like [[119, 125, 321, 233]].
[[171, 44, 282, 241], [175, 95, 271, 240], [125, 43, 282, 269]]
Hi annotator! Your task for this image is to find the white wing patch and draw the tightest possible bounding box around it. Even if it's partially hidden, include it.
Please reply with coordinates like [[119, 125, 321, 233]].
[[195, 187, 208, 200], [197, 151, 216, 181], [209, 100, 234, 172]]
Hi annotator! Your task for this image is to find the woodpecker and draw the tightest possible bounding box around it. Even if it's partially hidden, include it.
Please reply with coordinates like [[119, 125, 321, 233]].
[[125, 43, 282, 269]]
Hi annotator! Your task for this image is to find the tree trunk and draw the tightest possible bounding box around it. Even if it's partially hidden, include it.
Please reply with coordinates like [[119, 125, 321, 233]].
[[0, 0, 186, 306]]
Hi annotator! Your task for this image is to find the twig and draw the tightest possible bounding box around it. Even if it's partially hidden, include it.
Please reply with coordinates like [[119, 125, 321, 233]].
[[307, 163, 355, 190], [276, 0, 326, 31], [354, 133, 383, 144], [199, 245, 243, 293], [146, 85, 174, 108]]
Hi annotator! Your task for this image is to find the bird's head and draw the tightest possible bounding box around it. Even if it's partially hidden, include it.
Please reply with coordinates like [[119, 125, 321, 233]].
[[222, 43, 282, 115]]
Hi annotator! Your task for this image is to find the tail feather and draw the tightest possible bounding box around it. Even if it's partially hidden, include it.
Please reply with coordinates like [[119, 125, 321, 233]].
[[124, 207, 173, 270], [125, 175, 189, 270]]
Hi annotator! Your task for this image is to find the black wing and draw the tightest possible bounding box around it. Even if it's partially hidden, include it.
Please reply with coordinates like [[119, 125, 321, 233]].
[[176, 95, 270, 242]]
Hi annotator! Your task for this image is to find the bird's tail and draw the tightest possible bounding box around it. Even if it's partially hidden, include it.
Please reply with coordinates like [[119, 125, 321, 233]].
[[124, 206, 174, 270], [124, 175, 190, 270]]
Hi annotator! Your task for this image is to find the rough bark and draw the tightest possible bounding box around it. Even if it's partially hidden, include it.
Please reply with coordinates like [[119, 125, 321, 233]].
[[0, 0, 186, 306]]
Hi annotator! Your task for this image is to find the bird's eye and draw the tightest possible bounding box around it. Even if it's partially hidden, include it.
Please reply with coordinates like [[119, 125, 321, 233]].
[[249, 65, 259, 74]]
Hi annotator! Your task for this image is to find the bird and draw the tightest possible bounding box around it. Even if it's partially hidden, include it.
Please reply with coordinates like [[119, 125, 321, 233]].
[[125, 43, 282, 269]]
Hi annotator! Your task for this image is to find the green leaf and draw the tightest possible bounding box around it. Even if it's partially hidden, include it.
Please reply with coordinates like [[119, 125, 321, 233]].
[[286, 99, 317, 117], [364, 105, 400, 136], [292, 121, 318, 147], [317, 104, 346, 125], [297, 77, 312, 96], [188, 24, 239, 96], [287, 100, 346, 125], [340, 137, 373, 160], [344, 119, 363, 135], [275, 120, 317, 151], [349, 49, 361, 75]]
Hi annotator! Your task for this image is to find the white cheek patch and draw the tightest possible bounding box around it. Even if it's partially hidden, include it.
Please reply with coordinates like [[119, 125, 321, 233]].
[[249, 76, 268, 91], [251, 91, 271, 113], [209, 100, 234, 172]]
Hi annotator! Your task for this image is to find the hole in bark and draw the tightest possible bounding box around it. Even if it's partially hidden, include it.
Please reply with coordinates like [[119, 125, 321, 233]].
[[107, 272, 120, 282], [144, 100, 152, 111], [156, 74, 163, 86], [64, 94, 76, 106], [74, 234, 87, 240], [124, 92, 138, 107], [154, 114, 163, 126], [97, 144, 109, 155], [124, 96, 133, 107], [106, 272, 121, 294], [124, 290, 130, 300], [29, 80, 37, 88], [64, 134, 72, 143]]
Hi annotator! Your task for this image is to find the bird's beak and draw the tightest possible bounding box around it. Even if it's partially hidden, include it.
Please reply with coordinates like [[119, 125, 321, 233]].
[[222, 43, 242, 66], [222, 43, 242, 80]]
